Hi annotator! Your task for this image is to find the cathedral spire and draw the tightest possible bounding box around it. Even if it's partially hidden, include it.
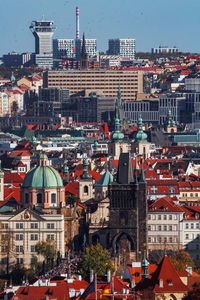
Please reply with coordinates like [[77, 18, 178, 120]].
[[80, 33, 88, 69]]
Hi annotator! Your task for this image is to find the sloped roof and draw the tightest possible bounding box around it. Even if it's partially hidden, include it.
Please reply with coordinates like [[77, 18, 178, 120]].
[[135, 256, 189, 294], [14, 285, 70, 300], [148, 197, 184, 213], [95, 170, 113, 186], [65, 182, 79, 197]]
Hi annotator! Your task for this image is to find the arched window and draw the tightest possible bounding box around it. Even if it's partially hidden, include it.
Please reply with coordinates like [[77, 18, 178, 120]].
[[25, 193, 29, 204], [84, 185, 88, 195], [37, 193, 42, 204], [51, 193, 56, 204]]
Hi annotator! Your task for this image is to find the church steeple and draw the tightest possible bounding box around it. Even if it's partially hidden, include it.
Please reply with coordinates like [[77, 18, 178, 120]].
[[111, 98, 124, 142], [80, 33, 88, 70], [81, 156, 91, 180], [142, 251, 149, 280], [135, 112, 147, 143]]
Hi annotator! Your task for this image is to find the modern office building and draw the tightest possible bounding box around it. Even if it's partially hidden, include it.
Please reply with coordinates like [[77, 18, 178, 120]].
[[107, 39, 135, 59], [124, 94, 186, 125], [151, 46, 179, 54], [68, 93, 115, 123], [53, 39, 74, 59], [2, 52, 34, 67], [75, 38, 97, 60], [30, 19, 56, 69], [43, 69, 143, 101]]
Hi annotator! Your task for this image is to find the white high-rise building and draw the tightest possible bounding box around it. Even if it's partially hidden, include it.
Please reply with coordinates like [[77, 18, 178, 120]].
[[53, 39, 74, 59], [75, 39, 97, 60], [30, 20, 56, 69], [108, 38, 135, 59]]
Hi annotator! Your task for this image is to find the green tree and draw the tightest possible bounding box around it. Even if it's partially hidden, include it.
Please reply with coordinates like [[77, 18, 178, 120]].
[[35, 239, 57, 270], [169, 251, 195, 271], [78, 244, 115, 279]]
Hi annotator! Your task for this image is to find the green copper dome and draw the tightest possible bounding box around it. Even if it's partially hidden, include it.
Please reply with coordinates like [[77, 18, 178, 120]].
[[22, 165, 63, 189], [135, 112, 148, 143], [112, 118, 124, 141]]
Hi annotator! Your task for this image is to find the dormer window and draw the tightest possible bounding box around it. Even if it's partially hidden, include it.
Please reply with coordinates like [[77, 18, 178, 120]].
[[167, 280, 173, 286]]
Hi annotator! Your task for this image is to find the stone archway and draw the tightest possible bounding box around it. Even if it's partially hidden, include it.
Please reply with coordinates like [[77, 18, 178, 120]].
[[112, 232, 134, 256], [169, 295, 177, 300]]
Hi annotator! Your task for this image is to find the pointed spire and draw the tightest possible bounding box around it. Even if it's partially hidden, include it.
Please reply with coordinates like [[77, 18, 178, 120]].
[[80, 33, 88, 69], [135, 111, 147, 143], [81, 33, 87, 57], [142, 251, 149, 280], [81, 155, 91, 180], [63, 160, 69, 182]]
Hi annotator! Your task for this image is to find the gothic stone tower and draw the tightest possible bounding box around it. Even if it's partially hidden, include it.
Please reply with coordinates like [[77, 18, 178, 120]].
[[108, 152, 147, 261]]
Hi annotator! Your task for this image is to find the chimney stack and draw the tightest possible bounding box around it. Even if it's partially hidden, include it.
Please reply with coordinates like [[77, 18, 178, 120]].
[[76, 6, 80, 40]]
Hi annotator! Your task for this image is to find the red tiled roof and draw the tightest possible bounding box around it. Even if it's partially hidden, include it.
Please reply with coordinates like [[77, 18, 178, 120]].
[[73, 171, 101, 183], [4, 173, 24, 185], [136, 256, 189, 294], [14, 285, 70, 300], [127, 264, 157, 284], [4, 187, 21, 203], [65, 182, 79, 197], [152, 256, 189, 293], [148, 197, 184, 212]]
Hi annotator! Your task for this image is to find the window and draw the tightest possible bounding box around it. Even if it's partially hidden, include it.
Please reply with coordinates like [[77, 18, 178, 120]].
[[169, 225, 172, 231], [164, 237, 167, 243], [148, 225, 151, 231], [151, 185, 157, 194], [47, 234, 54, 240], [47, 223, 54, 229], [31, 223, 38, 229], [169, 237, 173, 243], [30, 234, 38, 241], [25, 193, 29, 203], [2, 223, 8, 229], [158, 215, 161, 220], [51, 193, 56, 204], [37, 193, 42, 204], [169, 215, 172, 220], [186, 234, 189, 240], [164, 225, 167, 231], [158, 225, 162, 231], [195, 193, 198, 197], [16, 258, 23, 264], [84, 185, 88, 194], [197, 223, 199, 229], [164, 215, 167, 220], [148, 215, 151, 220], [148, 237, 151, 243], [31, 245, 36, 252], [191, 223, 194, 229], [16, 223, 23, 229], [186, 223, 189, 229], [16, 234, 23, 241], [16, 246, 24, 253]]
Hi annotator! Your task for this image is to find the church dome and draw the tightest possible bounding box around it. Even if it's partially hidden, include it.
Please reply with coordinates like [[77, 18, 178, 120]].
[[21, 154, 63, 189]]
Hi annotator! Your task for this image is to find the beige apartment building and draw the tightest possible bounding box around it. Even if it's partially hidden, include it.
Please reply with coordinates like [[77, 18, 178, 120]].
[[43, 69, 143, 101]]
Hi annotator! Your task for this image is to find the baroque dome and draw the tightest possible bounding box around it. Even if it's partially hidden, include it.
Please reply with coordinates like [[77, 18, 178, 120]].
[[21, 154, 63, 189]]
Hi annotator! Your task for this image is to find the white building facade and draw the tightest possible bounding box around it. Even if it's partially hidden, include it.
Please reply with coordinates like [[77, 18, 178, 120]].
[[108, 39, 135, 59]]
